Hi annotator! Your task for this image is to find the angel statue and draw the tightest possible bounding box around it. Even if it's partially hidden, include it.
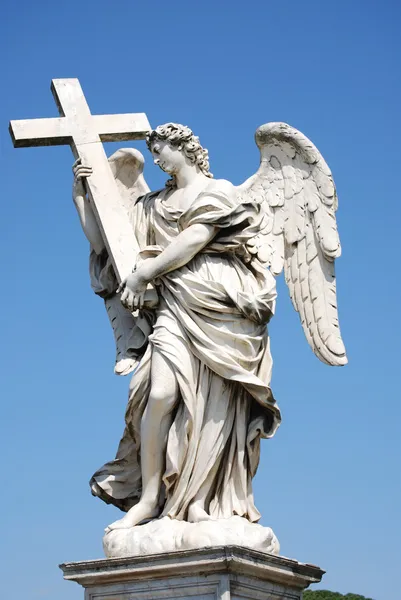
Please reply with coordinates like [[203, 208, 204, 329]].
[[72, 121, 346, 552]]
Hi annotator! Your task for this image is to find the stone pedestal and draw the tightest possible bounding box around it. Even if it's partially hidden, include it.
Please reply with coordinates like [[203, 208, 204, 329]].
[[60, 545, 324, 600]]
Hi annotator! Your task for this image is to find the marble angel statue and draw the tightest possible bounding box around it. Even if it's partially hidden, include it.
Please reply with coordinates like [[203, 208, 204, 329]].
[[72, 122, 347, 537]]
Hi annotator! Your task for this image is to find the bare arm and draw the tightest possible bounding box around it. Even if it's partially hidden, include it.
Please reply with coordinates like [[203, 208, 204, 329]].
[[141, 223, 216, 282], [119, 222, 217, 311], [72, 160, 105, 255]]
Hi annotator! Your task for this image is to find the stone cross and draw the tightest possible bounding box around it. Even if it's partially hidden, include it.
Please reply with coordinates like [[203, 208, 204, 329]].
[[9, 78, 151, 282]]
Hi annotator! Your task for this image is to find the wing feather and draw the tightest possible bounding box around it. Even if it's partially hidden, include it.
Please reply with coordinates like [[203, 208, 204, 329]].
[[108, 148, 150, 227], [237, 122, 347, 366]]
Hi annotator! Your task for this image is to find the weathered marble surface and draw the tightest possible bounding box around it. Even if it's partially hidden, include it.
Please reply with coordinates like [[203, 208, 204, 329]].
[[86, 122, 347, 538], [103, 516, 279, 558], [10, 81, 347, 555], [9, 78, 151, 282], [60, 545, 325, 600]]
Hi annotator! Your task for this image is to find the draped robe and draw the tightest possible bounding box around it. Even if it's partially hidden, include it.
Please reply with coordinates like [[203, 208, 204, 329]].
[[90, 179, 281, 522]]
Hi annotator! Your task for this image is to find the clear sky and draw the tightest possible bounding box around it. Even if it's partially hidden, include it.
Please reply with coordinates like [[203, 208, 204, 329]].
[[1, 1, 400, 599]]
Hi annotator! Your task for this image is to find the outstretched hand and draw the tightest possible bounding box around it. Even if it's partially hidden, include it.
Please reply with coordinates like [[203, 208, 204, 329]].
[[118, 271, 149, 312]]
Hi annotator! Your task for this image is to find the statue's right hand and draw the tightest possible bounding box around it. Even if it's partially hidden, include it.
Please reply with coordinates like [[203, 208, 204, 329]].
[[72, 158, 93, 201]]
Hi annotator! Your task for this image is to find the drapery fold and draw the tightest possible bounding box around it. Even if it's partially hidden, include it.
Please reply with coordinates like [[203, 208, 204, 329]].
[[90, 180, 281, 521]]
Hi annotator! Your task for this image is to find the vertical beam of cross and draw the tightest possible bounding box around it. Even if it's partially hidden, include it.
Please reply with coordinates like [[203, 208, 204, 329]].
[[9, 78, 152, 282]]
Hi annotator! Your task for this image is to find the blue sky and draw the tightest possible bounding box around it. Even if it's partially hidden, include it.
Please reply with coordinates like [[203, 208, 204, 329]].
[[1, 1, 400, 599]]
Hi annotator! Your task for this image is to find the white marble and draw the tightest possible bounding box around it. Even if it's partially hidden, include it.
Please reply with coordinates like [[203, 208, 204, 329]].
[[10, 81, 347, 555], [103, 516, 279, 558], [88, 122, 347, 537], [9, 78, 151, 282], [60, 546, 325, 600]]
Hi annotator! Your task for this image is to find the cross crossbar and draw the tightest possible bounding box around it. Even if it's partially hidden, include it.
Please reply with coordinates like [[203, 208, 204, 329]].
[[9, 78, 152, 282]]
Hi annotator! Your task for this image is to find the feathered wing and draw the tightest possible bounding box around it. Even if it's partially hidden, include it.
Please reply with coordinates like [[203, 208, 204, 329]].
[[237, 123, 347, 366], [102, 148, 151, 376], [108, 147, 150, 227]]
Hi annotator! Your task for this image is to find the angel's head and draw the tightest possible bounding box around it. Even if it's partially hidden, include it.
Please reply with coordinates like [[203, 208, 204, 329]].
[[146, 123, 213, 187]]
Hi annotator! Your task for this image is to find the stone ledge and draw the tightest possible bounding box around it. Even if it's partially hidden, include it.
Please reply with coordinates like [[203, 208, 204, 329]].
[[60, 545, 324, 590]]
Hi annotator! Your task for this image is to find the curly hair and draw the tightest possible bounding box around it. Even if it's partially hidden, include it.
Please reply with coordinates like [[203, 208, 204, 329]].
[[146, 123, 213, 188]]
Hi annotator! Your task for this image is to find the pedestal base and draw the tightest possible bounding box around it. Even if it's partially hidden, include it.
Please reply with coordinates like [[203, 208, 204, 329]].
[[60, 545, 324, 600]]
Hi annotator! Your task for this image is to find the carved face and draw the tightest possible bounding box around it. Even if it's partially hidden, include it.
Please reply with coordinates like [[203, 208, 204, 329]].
[[150, 140, 187, 175]]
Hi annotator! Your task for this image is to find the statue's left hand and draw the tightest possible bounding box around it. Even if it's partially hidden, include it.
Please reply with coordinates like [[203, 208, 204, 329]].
[[118, 271, 148, 311]]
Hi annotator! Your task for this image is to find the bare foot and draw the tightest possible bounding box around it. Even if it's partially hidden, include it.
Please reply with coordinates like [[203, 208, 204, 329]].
[[105, 501, 159, 534], [187, 503, 213, 523]]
